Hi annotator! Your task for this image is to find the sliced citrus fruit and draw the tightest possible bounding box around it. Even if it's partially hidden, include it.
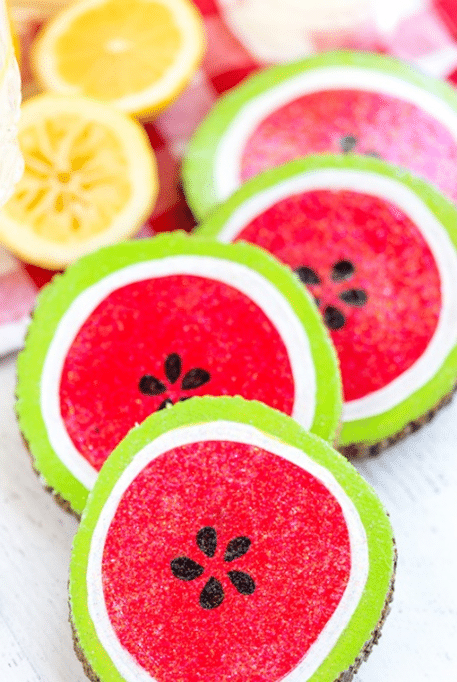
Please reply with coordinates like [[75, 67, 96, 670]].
[[30, 0, 206, 117], [0, 94, 158, 269]]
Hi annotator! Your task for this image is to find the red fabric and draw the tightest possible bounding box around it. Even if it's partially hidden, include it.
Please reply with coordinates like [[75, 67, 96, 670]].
[[211, 65, 260, 94], [193, 0, 220, 16], [434, 0, 457, 40]]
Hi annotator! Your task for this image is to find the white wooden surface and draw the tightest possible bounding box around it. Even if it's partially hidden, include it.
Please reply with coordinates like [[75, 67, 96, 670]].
[[1, 351, 457, 682]]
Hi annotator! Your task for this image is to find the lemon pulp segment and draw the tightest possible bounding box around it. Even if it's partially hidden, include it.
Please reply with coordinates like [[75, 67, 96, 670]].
[[5, 115, 131, 244]]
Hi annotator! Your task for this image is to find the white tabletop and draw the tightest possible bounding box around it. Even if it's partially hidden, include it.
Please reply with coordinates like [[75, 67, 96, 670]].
[[0, 351, 456, 682]]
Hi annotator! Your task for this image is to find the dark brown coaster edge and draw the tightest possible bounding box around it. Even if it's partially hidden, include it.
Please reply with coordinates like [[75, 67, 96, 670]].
[[19, 430, 81, 519], [335, 540, 397, 682], [341, 384, 457, 460]]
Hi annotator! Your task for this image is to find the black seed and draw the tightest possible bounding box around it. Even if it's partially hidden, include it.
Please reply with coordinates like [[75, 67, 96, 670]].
[[324, 306, 346, 330], [365, 150, 381, 159], [339, 289, 367, 306], [227, 571, 256, 595], [139, 375, 167, 396], [157, 398, 173, 410], [224, 536, 251, 562], [340, 135, 357, 153], [314, 297, 321, 307], [171, 557, 204, 581], [200, 577, 224, 609], [165, 353, 182, 384], [295, 266, 320, 285], [181, 368, 211, 390], [197, 527, 217, 557], [368, 443, 381, 457], [331, 260, 354, 281]]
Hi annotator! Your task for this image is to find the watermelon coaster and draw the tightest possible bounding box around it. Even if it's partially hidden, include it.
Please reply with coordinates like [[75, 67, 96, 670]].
[[16, 232, 341, 515], [182, 50, 457, 219], [198, 154, 457, 456], [69, 396, 396, 682]]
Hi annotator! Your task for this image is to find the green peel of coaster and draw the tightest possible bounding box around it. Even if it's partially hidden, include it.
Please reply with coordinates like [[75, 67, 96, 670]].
[[183, 50, 457, 219], [16, 232, 341, 514], [70, 396, 396, 682], [197, 154, 457, 450]]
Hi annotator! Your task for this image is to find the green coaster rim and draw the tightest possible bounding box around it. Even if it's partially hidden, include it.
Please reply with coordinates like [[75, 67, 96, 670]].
[[70, 395, 395, 682], [16, 232, 341, 515], [182, 49, 457, 219], [197, 153, 457, 448]]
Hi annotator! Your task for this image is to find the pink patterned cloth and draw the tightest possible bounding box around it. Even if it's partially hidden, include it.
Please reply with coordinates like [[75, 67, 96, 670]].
[[2, 0, 457, 353]]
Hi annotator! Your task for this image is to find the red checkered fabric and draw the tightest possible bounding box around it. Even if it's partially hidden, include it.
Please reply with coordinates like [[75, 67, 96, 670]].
[[3, 0, 457, 352]]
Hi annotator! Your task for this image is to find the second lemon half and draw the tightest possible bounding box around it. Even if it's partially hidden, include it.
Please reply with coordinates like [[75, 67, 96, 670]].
[[31, 0, 206, 117]]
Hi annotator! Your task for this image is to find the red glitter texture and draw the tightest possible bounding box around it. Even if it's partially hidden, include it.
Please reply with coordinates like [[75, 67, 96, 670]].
[[241, 89, 457, 203], [60, 275, 294, 469], [237, 190, 441, 401], [102, 440, 351, 682]]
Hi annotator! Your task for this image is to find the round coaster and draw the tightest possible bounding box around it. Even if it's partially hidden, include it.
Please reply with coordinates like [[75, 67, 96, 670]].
[[198, 154, 457, 455], [16, 233, 341, 514], [69, 396, 396, 682], [183, 50, 457, 218]]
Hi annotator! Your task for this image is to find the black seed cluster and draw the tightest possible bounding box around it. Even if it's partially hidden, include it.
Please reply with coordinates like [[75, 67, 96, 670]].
[[171, 527, 255, 610], [139, 353, 211, 410], [295, 260, 368, 330]]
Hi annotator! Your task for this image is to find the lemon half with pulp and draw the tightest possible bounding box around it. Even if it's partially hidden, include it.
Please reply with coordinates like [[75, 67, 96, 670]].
[[0, 94, 158, 269]]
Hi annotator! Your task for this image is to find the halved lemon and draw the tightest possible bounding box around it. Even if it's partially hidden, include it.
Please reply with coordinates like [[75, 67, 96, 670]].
[[30, 0, 206, 118], [0, 93, 158, 269]]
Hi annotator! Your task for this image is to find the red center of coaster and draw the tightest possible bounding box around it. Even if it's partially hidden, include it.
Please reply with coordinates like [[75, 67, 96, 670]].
[[237, 190, 441, 401], [241, 89, 457, 202], [59, 275, 295, 470], [101, 440, 351, 682]]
